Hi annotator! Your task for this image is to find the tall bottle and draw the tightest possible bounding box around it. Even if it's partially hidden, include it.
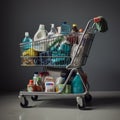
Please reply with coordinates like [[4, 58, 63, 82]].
[[22, 32, 33, 50], [48, 24, 57, 38], [71, 72, 84, 93], [71, 24, 79, 33], [33, 72, 41, 85], [33, 72, 42, 91], [61, 22, 71, 35], [34, 24, 47, 41]]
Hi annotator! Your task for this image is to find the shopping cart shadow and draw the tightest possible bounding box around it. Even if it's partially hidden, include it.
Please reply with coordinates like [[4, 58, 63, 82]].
[[27, 92, 120, 110], [29, 98, 93, 110]]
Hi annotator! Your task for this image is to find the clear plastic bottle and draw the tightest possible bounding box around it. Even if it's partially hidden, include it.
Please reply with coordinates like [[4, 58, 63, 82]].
[[33, 72, 41, 85], [71, 72, 84, 93], [34, 24, 47, 41], [61, 22, 71, 35], [48, 24, 57, 38], [22, 32, 33, 50]]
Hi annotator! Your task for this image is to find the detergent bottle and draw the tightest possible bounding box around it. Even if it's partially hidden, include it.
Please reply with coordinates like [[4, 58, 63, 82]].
[[71, 24, 79, 33], [34, 24, 47, 41], [61, 22, 71, 35], [71, 72, 84, 93], [48, 24, 57, 38], [22, 32, 33, 50]]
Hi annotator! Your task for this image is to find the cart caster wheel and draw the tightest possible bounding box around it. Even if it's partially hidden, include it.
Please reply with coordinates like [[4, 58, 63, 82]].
[[85, 93, 92, 103], [31, 95, 38, 101], [76, 96, 86, 109], [20, 96, 29, 108]]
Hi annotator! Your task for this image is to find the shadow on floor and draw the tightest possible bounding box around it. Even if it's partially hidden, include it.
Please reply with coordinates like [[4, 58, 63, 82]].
[[28, 95, 120, 110]]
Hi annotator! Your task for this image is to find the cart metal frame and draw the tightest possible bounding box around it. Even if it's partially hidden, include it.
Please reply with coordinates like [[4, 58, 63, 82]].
[[19, 17, 102, 109]]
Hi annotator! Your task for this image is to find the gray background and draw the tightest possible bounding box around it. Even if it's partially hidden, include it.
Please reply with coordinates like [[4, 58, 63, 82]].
[[1, 0, 120, 91]]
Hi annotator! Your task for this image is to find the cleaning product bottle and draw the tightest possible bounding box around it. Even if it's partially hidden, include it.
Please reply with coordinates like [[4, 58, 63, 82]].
[[33, 72, 39, 85], [22, 32, 33, 50], [34, 24, 47, 41], [71, 24, 79, 33], [61, 22, 71, 35], [71, 72, 84, 93], [33, 72, 42, 91], [48, 24, 57, 38], [27, 80, 35, 92]]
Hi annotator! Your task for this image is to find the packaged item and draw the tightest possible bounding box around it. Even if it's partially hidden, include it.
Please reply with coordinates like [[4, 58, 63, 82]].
[[65, 84, 71, 93], [71, 24, 79, 33], [48, 24, 57, 38], [45, 82, 55, 92], [50, 39, 71, 65], [55, 77, 64, 85], [44, 76, 55, 83], [22, 32, 33, 50], [22, 57, 34, 65], [22, 48, 38, 56], [33, 24, 48, 51], [33, 72, 41, 85], [71, 72, 84, 93], [27, 80, 35, 92], [55, 84, 71, 93], [57, 26, 62, 35], [34, 24, 47, 41], [39, 72, 49, 90], [61, 22, 71, 35]]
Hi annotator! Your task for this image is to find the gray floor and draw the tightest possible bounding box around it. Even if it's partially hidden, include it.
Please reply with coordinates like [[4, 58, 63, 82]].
[[0, 91, 120, 120]]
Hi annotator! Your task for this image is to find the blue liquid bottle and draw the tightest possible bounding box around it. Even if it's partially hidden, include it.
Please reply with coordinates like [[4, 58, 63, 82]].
[[61, 22, 71, 35], [71, 72, 84, 93], [22, 32, 33, 50]]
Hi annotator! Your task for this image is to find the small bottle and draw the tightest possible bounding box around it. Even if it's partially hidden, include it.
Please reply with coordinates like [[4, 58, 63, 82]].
[[33, 72, 43, 91], [48, 24, 57, 38], [61, 22, 71, 35], [34, 24, 47, 41], [33, 72, 39, 85], [71, 24, 79, 33], [22, 32, 33, 50], [27, 80, 35, 92], [71, 72, 84, 93]]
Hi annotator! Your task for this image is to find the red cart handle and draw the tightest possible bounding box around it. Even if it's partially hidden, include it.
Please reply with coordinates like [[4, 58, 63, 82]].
[[93, 16, 102, 23]]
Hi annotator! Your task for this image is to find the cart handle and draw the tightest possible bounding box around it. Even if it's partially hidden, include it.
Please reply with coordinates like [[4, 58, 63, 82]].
[[93, 16, 102, 23]]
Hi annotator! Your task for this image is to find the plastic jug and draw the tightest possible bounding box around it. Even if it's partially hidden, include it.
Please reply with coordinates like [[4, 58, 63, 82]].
[[22, 32, 33, 50], [34, 24, 47, 41], [71, 72, 84, 93], [61, 22, 71, 35]]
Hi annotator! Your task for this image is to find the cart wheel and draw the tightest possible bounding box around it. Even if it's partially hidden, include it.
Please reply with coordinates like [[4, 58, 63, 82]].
[[20, 96, 29, 108], [85, 93, 92, 103], [31, 95, 38, 101], [76, 96, 86, 109]]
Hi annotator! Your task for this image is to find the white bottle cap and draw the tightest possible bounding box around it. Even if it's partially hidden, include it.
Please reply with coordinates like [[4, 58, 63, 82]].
[[39, 24, 45, 30], [25, 32, 29, 37]]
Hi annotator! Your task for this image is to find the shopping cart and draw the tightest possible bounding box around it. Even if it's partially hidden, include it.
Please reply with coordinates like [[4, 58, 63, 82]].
[[19, 16, 107, 109]]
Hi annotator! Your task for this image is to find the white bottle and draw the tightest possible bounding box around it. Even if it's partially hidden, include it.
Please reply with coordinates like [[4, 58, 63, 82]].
[[34, 24, 47, 41], [48, 24, 57, 38], [33, 72, 39, 85]]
